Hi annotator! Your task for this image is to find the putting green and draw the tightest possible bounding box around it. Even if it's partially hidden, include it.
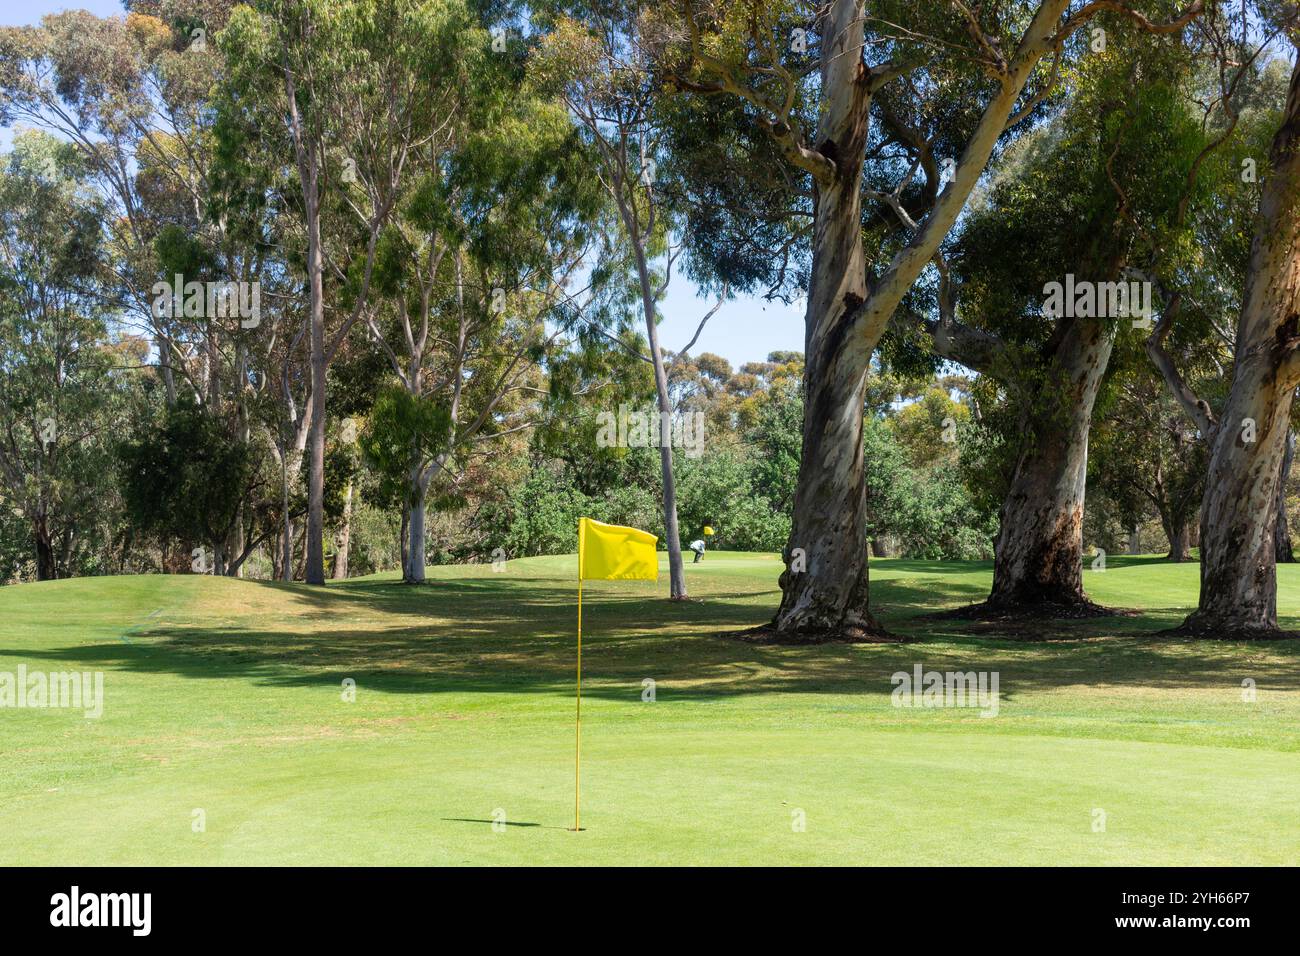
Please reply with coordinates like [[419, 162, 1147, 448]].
[[1, 553, 1297, 865]]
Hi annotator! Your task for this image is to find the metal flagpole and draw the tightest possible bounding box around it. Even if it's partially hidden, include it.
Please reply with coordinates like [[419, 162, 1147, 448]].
[[574, 579, 582, 831]]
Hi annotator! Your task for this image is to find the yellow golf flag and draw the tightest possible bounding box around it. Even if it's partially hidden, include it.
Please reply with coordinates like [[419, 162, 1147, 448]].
[[578, 517, 658, 581], [571, 517, 657, 832]]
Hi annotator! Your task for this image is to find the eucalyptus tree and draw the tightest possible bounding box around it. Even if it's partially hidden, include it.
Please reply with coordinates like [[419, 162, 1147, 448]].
[[318, 1, 608, 583], [535, 6, 729, 599], [361, 134, 606, 582], [1181, 60, 1300, 636], [649, 0, 1203, 638], [1144, 9, 1300, 635], [0, 133, 125, 579], [1090, 371, 1209, 560], [0, 5, 303, 575], [0, 4, 262, 410], [221, 0, 465, 584], [893, 31, 1213, 612]]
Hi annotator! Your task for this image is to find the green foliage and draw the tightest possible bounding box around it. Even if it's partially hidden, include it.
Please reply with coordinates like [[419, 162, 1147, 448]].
[[118, 400, 252, 550], [359, 384, 452, 505], [0, 130, 133, 580], [890, 386, 968, 470], [491, 466, 586, 557], [3, 0, 1290, 591], [676, 447, 790, 552], [745, 377, 801, 513], [865, 417, 996, 561]]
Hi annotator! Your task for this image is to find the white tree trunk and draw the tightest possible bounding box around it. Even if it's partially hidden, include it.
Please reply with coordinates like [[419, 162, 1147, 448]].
[[771, 0, 874, 636], [634, 251, 687, 599], [1185, 58, 1300, 635], [333, 479, 353, 580], [405, 494, 426, 584], [769, 0, 1072, 637], [404, 466, 431, 584]]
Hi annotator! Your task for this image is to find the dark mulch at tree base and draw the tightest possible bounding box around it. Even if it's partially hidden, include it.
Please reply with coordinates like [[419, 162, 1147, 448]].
[[933, 599, 1125, 621], [1152, 622, 1300, 641], [721, 622, 913, 645], [926, 599, 1138, 641]]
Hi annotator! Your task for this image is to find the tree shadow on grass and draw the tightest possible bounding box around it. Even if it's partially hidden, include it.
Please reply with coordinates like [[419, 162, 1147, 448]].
[[440, 818, 560, 829], [5, 572, 1300, 705]]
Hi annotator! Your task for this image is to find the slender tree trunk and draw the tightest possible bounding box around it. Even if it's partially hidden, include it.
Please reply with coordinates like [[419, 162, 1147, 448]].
[[59, 527, 74, 578], [206, 318, 220, 409], [1185, 58, 1300, 636], [34, 515, 55, 581], [228, 506, 245, 578], [1275, 429, 1294, 563], [1127, 524, 1141, 555], [286, 60, 328, 586], [292, 521, 307, 580], [631, 249, 687, 599], [280, 519, 293, 581], [334, 479, 353, 580], [304, 184, 327, 585], [279, 448, 294, 582], [230, 345, 250, 578], [404, 478, 427, 584], [988, 317, 1114, 607], [400, 502, 409, 576], [157, 332, 177, 407]]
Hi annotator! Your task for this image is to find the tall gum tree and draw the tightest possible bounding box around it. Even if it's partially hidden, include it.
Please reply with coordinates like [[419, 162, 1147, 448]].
[[221, 0, 431, 584], [353, 6, 607, 584], [0, 7, 301, 577], [1151, 51, 1300, 635], [657, 0, 1202, 638], [897, 35, 1211, 611], [536, 9, 728, 599]]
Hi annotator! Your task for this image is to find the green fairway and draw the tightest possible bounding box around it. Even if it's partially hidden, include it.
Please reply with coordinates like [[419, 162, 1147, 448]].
[[2, 553, 1299, 866]]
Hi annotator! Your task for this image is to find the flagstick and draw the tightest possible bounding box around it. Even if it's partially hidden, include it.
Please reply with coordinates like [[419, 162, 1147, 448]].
[[574, 579, 582, 832]]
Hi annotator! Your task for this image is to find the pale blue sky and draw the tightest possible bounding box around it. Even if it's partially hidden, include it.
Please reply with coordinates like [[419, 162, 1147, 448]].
[[5, 0, 804, 367]]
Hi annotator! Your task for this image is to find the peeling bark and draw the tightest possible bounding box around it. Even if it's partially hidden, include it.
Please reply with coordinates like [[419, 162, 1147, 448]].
[[771, 0, 875, 637], [1187, 365, 1296, 632], [988, 318, 1115, 607], [1183, 59, 1300, 637], [768, 0, 1076, 637]]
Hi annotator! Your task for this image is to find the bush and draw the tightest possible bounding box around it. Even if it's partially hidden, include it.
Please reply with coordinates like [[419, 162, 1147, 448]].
[[865, 417, 995, 560], [676, 447, 788, 551]]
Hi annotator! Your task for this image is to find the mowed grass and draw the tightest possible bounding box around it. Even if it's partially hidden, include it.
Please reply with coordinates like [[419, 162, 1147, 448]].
[[2, 552, 1299, 865]]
